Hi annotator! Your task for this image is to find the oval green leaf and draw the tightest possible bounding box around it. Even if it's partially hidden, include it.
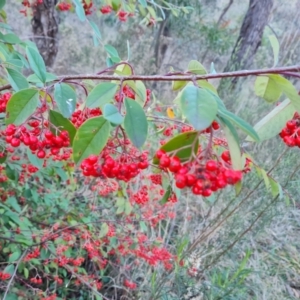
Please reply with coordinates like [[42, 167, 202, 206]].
[[6, 88, 39, 125], [245, 99, 295, 142], [268, 74, 300, 112], [72, 116, 110, 164], [49, 110, 77, 145], [6, 67, 29, 91], [54, 83, 76, 118], [223, 121, 243, 170], [254, 76, 282, 103], [26, 46, 47, 84], [86, 82, 118, 109], [180, 85, 218, 130], [218, 109, 259, 142], [124, 98, 148, 149], [153, 131, 199, 164], [103, 103, 124, 125]]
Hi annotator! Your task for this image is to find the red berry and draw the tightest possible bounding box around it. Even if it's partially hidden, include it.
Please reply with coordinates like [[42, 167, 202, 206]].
[[11, 137, 20, 147], [221, 151, 231, 162], [202, 189, 212, 197], [156, 149, 166, 159], [286, 120, 296, 130], [37, 150, 46, 159], [205, 160, 218, 172], [175, 174, 186, 189], [168, 156, 181, 173], [159, 155, 170, 168], [186, 174, 196, 187]]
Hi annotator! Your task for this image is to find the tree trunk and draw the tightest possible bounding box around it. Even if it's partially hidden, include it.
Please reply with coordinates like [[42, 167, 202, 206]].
[[31, 0, 59, 68], [218, 0, 273, 97]]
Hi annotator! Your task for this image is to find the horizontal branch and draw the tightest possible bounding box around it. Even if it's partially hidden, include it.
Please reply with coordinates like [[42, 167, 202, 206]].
[[0, 65, 300, 92]]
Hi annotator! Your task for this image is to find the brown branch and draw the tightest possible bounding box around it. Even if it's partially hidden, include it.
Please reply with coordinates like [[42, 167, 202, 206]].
[[1, 65, 300, 92], [2, 250, 28, 300]]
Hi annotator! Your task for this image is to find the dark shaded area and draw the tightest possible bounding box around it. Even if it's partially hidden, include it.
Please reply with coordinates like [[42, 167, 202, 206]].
[[31, 0, 58, 68], [218, 0, 274, 99]]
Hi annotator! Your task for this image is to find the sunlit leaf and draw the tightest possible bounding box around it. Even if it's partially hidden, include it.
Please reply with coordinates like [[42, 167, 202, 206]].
[[124, 98, 148, 148], [180, 85, 218, 130], [73, 116, 110, 164], [246, 99, 295, 142], [6, 88, 39, 125]]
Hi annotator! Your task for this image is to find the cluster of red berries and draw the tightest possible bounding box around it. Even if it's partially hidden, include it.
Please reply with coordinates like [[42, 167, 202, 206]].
[[117, 10, 134, 22], [24, 248, 40, 261], [57, 2, 72, 11], [20, 0, 43, 16], [150, 174, 162, 185], [279, 112, 300, 147], [156, 149, 243, 197], [82, 0, 93, 15], [0, 272, 10, 280], [100, 5, 112, 14], [4, 123, 70, 158], [80, 152, 149, 181], [115, 85, 151, 106], [30, 276, 43, 284], [124, 279, 137, 289], [202, 120, 220, 132], [71, 106, 102, 128], [0, 92, 11, 113]]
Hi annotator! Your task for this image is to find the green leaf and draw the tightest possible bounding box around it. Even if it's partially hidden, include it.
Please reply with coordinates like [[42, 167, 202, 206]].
[[172, 79, 188, 91], [1, 33, 21, 44], [254, 76, 282, 103], [246, 99, 295, 142], [5, 164, 18, 181], [103, 103, 124, 125], [188, 60, 207, 75], [49, 110, 77, 145], [6, 88, 39, 125], [235, 181, 242, 196], [0, 152, 7, 163], [73, 116, 110, 164], [73, 0, 86, 21], [26, 46, 47, 83], [99, 223, 109, 238], [104, 44, 120, 59], [4, 264, 14, 275], [197, 80, 218, 95], [24, 267, 29, 279], [125, 80, 147, 106], [268, 34, 280, 67], [6, 67, 29, 91], [89, 20, 102, 40], [86, 82, 118, 109], [0, 0, 6, 10], [6, 197, 21, 213], [8, 249, 21, 262], [218, 109, 259, 142], [269, 178, 280, 198], [124, 98, 148, 148], [153, 131, 199, 164], [27, 72, 57, 83], [223, 120, 243, 170], [159, 185, 172, 205], [268, 74, 300, 112], [138, 0, 147, 7], [54, 83, 76, 118], [27, 148, 43, 169], [180, 85, 218, 130]]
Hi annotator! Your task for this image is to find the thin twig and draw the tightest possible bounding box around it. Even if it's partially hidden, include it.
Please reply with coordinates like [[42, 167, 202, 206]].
[[2, 250, 28, 300], [1, 65, 300, 92]]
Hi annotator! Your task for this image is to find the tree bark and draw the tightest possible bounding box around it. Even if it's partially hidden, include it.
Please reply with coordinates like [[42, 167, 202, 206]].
[[218, 0, 274, 97], [31, 0, 59, 68]]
